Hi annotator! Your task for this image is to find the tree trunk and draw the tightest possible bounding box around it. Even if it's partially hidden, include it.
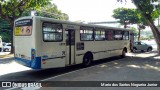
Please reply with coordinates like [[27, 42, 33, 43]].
[[10, 24, 14, 54], [124, 21, 127, 28], [147, 19, 160, 54], [138, 28, 141, 41]]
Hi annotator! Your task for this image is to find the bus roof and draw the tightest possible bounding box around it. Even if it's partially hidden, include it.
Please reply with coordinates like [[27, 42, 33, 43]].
[[15, 16, 131, 31]]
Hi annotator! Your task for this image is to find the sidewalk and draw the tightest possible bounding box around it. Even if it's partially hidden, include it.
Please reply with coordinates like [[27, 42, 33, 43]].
[[0, 52, 14, 60]]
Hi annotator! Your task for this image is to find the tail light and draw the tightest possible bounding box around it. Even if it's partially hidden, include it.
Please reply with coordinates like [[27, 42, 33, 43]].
[[32, 56, 34, 59], [31, 49, 35, 60], [42, 59, 46, 64]]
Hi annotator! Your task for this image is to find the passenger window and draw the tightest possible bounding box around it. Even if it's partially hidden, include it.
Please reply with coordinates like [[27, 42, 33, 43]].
[[106, 30, 114, 40], [114, 30, 123, 40], [80, 27, 94, 41], [141, 42, 146, 45], [95, 28, 105, 41], [137, 42, 141, 45], [43, 23, 63, 42], [7, 44, 11, 46]]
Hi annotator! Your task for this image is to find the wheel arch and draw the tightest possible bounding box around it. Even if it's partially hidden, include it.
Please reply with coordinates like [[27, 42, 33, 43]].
[[123, 47, 127, 53]]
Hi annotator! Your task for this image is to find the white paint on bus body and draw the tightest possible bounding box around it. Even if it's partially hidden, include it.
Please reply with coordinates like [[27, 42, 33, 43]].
[[14, 16, 131, 69]]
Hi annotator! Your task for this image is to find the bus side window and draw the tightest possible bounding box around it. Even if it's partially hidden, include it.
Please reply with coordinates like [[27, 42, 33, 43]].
[[114, 30, 122, 40], [95, 29, 105, 41], [43, 23, 63, 42], [106, 30, 114, 40], [80, 27, 94, 41]]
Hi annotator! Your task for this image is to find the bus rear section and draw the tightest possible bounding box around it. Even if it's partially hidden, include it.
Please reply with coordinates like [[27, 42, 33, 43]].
[[14, 18, 40, 69]]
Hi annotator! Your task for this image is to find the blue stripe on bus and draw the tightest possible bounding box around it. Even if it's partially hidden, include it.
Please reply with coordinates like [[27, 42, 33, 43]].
[[31, 57, 41, 69], [14, 57, 41, 69]]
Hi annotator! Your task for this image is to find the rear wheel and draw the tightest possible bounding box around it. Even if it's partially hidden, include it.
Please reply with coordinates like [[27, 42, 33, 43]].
[[147, 47, 152, 52], [133, 47, 137, 53], [121, 49, 127, 58], [4, 48, 9, 52], [82, 53, 93, 67], [141, 50, 144, 52]]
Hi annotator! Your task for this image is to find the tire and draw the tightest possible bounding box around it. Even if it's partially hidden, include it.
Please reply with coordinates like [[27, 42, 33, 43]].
[[4, 48, 9, 52], [133, 47, 137, 53], [82, 53, 93, 67], [147, 47, 152, 52], [121, 49, 126, 58]]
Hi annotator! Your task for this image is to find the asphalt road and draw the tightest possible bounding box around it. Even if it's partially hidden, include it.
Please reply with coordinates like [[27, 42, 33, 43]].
[[0, 51, 160, 90]]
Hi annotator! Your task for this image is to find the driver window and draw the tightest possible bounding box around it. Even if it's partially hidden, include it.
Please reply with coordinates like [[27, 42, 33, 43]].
[[141, 42, 146, 45], [137, 42, 141, 45]]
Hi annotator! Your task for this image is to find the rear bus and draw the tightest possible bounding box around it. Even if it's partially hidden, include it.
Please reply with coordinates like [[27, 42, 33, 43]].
[[14, 17, 41, 69], [14, 16, 66, 69]]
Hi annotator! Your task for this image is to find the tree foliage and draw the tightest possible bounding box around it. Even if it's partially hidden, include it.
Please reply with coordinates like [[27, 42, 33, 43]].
[[0, 0, 51, 53], [113, 8, 141, 26], [130, 27, 138, 35], [0, 18, 11, 42], [132, 0, 160, 53], [112, 7, 148, 41], [0, 0, 50, 26], [22, 3, 69, 20], [112, 8, 148, 27], [0, 18, 10, 31], [0, 31, 11, 42]]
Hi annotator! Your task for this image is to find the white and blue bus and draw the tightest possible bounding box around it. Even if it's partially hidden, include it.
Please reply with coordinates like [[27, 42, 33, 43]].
[[14, 16, 132, 69]]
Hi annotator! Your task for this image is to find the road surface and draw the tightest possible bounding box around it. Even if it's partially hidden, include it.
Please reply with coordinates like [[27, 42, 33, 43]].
[[0, 51, 159, 90]]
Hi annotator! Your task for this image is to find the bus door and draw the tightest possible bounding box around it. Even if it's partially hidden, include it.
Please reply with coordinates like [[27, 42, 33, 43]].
[[65, 29, 75, 65]]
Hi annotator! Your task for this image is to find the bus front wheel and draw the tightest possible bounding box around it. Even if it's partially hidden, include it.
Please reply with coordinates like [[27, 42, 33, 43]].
[[82, 53, 93, 67]]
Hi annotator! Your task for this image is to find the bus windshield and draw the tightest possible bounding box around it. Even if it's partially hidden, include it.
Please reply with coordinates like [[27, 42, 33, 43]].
[[14, 19, 32, 36]]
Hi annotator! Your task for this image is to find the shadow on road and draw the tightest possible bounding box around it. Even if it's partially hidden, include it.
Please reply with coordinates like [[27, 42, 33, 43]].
[[0, 56, 123, 81], [132, 50, 158, 54], [0, 57, 14, 64]]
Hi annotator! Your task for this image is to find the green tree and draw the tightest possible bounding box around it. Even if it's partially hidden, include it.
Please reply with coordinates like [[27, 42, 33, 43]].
[[0, 18, 11, 42], [117, 0, 160, 54], [0, 18, 10, 31], [130, 27, 138, 35], [112, 8, 147, 41], [0, 31, 11, 42], [112, 8, 140, 28], [0, 0, 50, 53]]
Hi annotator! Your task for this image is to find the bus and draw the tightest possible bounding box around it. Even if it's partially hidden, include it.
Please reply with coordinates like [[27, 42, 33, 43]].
[[0, 36, 2, 52], [14, 16, 132, 69]]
